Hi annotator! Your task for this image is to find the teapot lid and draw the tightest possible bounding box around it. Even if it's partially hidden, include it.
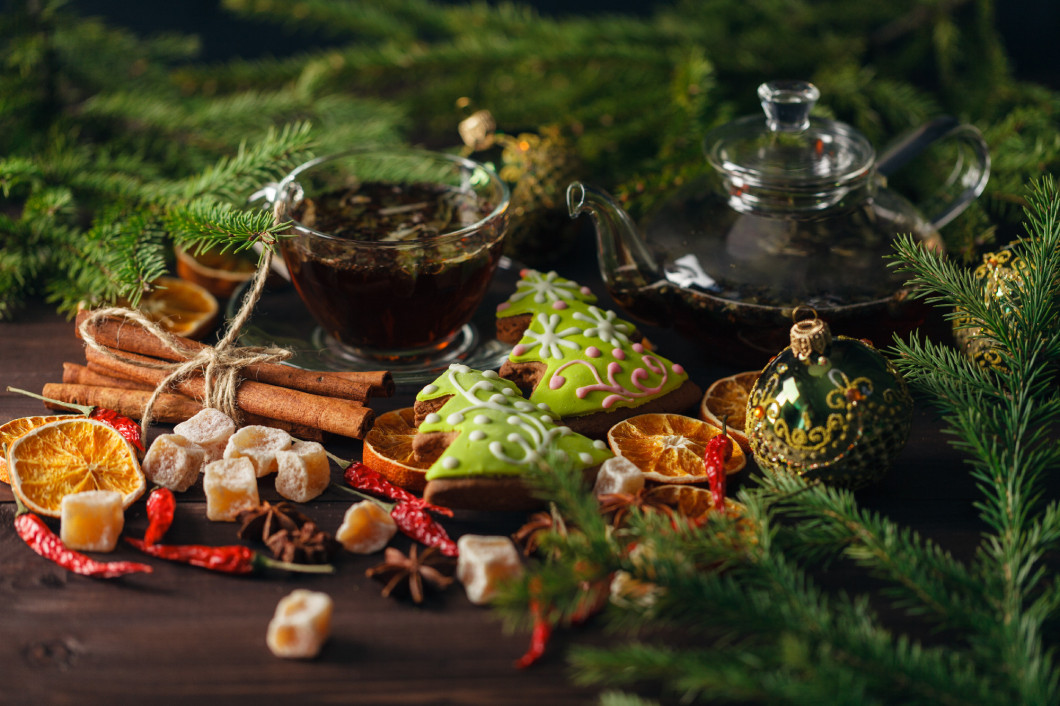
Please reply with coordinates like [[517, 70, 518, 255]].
[[705, 80, 875, 189]]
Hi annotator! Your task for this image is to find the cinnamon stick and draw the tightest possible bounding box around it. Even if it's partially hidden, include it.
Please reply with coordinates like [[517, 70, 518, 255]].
[[64, 362, 153, 391], [329, 370, 395, 398], [84, 347, 374, 439], [76, 311, 389, 402], [46, 379, 326, 440], [42, 383, 204, 424]]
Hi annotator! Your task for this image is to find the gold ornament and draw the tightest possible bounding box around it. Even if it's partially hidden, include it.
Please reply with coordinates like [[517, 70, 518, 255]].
[[458, 110, 581, 266], [952, 247, 1027, 371]]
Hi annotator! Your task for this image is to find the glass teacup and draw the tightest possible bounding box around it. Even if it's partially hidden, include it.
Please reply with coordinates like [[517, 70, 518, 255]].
[[273, 149, 510, 365]]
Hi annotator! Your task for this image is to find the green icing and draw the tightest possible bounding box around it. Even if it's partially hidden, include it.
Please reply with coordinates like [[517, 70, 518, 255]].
[[507, 301, 690, 417], [495, 268, 597, 320], [416, 364, 613, 481]]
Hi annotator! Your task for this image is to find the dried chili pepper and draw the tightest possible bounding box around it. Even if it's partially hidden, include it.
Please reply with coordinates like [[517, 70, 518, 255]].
[[390, 501, 458, 557], [343, 462, 453, 516], [143, 487, 176, 546], [6, 386, 144, 453], [13, 497, 152, 578], [336, 485, 459, 557], [704, 423, 733, 511], [125, 538, 334, 575], [515, 577, 552, 669], [88, 407, 145, 453]]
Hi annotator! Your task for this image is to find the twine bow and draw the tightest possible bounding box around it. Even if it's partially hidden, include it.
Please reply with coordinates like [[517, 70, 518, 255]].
[[78, 247, 290, 437]]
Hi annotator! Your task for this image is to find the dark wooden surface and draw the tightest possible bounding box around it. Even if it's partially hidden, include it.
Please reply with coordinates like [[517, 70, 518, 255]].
[[0, 265, 983, 706]]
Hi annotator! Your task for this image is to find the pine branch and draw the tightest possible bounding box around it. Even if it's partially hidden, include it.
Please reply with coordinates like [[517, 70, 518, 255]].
[[166, 198, 290, 254], [169, 121, 314, 204]]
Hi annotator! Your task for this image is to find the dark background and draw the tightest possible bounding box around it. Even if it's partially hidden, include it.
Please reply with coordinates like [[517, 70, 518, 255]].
[[72, 0, 1060, 89]]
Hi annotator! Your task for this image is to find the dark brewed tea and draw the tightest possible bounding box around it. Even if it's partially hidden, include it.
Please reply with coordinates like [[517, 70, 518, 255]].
[[280, 182, 505, 357]]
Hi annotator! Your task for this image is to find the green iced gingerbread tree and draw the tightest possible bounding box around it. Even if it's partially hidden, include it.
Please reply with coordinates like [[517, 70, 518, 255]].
[[415, 364, 612, 481]]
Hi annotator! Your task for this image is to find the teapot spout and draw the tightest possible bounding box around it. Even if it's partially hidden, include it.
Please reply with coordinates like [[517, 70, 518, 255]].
[[566, 182, 659, 296]]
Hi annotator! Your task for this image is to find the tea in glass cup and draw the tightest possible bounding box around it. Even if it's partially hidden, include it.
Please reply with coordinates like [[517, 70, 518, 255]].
[[273, 149, 510, 365]]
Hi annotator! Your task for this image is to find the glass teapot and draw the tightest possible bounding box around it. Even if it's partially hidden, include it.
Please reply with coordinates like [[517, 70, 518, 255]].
[[568, 80, 990, 364]]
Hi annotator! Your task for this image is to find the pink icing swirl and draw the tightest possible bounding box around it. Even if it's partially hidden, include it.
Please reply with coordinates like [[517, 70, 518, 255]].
[[550, 352, 673, 409], [586, 346, 601, 358], [497, 302, 511, 312], [552, 301, 568, 310]]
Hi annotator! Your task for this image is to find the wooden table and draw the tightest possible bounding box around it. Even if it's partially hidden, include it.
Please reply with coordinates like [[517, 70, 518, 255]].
[[0, 264, 983, 706]]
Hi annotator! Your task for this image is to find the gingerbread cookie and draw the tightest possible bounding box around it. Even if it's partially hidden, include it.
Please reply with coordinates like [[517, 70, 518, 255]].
[[495, 269, 600, 344], [413, 364, 613, 511], [497, 270, 700, 437]]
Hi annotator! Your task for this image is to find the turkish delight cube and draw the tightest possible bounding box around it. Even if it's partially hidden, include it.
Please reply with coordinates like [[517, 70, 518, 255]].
[[336, 500, 397, 554], [592, 455, 645, 497], [266, 589, 333, 659], [60, 490, 124, 552], [223, 425, 293, 477], [456, 534, 524, 605], [142, 433, 206, 492], [274, 440, 330, 503], [173, 408, 236, 463], [203, 457, 259, 522]]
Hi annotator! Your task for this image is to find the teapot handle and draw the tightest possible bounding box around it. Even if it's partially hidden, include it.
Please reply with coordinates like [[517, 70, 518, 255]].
[[876, 116, 991, 230]]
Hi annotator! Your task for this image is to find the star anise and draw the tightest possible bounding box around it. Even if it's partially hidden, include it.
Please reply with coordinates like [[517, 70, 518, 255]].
[[265, 521, 341, 564], [598, 487, 677, 528], [237, 501, 311, 544], [512, 507, 571, 556], [365, 545, 455, 603]]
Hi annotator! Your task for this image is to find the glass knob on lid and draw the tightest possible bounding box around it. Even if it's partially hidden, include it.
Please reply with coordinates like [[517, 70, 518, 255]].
[[759, 80, 820, 133]]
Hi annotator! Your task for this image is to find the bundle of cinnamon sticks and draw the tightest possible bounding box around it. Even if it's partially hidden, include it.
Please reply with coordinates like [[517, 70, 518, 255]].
[[39, 312, 394, 442]]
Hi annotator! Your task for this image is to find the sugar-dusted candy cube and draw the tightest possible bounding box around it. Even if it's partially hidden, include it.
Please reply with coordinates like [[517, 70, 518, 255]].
[[60, 490, 124, 552], [592, 455, 645, 497], [142, 433, 206, 492], [266, 589, 333, 659], [203, 457, 259, 522], [224, 425, 293, 477], [274, 440, 330, 503], [173, 408, 236, 463], [336, 500, 397, 554], [456, 535, 524, 605]]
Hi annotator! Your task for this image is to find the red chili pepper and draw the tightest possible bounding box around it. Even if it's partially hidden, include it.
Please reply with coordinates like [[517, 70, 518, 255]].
[[143, 487, 176, 546], [344, 462, 453, 516], [89, 407, 145, 453], [14, 503, 152, 578], [704, 425, 733, 511], [515, 577, 552, 669], [5, 386, 144, 453], [125, 538, 334, 575], [390, 501, 459, 557]]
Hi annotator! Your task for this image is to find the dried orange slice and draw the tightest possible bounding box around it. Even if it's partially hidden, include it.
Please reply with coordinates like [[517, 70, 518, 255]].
[[0, 415, 77, 484], [607, 413, 745, 484], [362, 407, 431, 492], [699, 370, 760, 454], [175, 246, 257, 299], [644, 485, 744, 523], [137, 276, 218, 340], [6, 418, 146, 517]]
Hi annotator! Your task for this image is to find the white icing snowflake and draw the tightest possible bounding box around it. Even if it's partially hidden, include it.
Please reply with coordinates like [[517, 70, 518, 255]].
[[510, 270, 581, 304], [519, 313, 580, 360], [573, 306, 632, 347]]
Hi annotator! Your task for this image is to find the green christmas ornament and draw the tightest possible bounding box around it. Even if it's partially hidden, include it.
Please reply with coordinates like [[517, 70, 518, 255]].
[[952, 247, 1027, 371], [745, 312, 914, 489]]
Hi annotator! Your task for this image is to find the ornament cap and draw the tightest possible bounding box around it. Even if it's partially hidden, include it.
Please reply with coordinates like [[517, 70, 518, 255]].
[[458, 110, 497, 152], [790, 308, 831, 359]]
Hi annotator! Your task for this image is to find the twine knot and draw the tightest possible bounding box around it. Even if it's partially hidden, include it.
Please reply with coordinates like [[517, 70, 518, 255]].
[[78, 247, 289, 436]]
